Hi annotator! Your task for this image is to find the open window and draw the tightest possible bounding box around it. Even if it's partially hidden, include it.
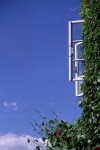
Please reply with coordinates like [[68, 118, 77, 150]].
[[68, 20, 85, 96]]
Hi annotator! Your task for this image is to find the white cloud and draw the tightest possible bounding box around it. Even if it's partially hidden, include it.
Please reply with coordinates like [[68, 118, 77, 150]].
[[0, 133, 46, 150], [3, 101, 9, 107], [2, 101, 18, 111]]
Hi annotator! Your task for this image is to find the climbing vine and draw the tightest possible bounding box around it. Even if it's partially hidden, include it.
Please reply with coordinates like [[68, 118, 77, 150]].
[[27, 0, 100, 149], [80, 0, 100, 149]]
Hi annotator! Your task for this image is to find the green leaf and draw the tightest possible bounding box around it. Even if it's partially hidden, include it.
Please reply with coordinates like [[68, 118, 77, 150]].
[[49, 120, 55, 125]]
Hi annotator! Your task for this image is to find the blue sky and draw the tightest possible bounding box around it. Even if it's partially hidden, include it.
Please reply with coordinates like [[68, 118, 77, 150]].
[[0, 0, 82, 144]]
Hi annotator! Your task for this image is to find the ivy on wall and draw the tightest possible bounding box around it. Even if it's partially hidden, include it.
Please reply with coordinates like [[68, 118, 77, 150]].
[[27, 1, 100, 149], [80, 0, 100, 149]]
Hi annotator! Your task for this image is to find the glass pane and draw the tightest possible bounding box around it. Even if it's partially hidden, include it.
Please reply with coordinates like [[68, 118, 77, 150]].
[[72, 24, 82, 41], [78, 43, 83, 59], [72, 61, 75, 79], [78, 80, 83, 95], [78, 61, 84, 77]]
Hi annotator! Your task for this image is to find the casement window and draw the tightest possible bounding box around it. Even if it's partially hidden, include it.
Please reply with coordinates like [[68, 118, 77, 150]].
[[68, 20, 85, 96]]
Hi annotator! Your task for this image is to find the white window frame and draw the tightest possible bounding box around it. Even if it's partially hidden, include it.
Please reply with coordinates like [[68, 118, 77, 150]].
[[68, 20, 85, 96], [75, 42, 84, 96]]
